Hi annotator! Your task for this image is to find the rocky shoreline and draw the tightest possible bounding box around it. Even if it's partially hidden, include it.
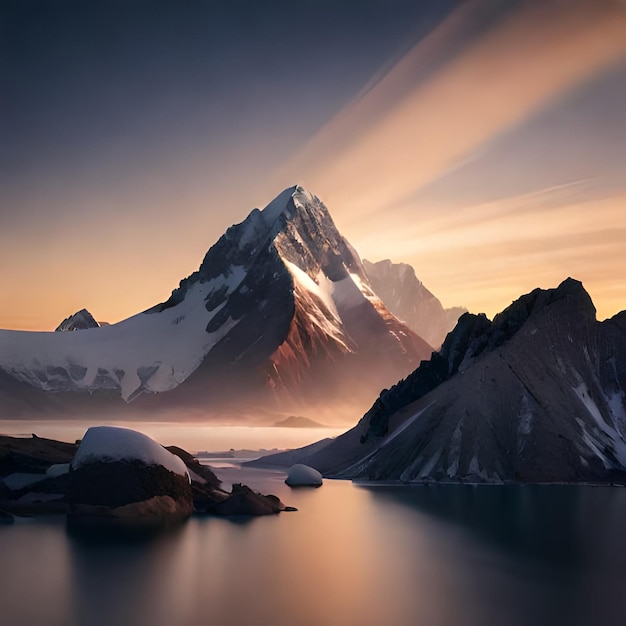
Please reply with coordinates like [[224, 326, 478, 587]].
[[0, 432, 294, 525]]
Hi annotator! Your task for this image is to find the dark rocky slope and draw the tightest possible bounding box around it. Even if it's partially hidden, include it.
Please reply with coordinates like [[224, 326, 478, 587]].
[[257, 279, 626, 484]]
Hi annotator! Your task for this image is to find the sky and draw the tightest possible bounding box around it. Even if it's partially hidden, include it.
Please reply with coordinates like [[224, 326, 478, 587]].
[[1, 0, 625, 331]]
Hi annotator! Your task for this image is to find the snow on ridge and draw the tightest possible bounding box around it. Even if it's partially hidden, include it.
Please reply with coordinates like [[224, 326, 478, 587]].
[[260, 186, 298, 226], [573, 383, 626, 466], [259, 185, 322, 228], [283, 261, 340, 322], [608, 391, 626, 436], [72, 426, 189, 477], [327, 274, 366, 310], [0, 273, 243, 401], [283, 259, 351, 350], [446, 419, 464, 477], [292, 186, 318, 211]]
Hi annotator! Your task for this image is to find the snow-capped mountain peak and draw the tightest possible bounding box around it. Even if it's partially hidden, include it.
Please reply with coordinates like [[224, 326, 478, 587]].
[[0, 187, 431, 418]]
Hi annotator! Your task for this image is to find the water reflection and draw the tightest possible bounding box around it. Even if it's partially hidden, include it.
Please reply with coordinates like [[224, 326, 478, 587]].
[[67, 524, 195, 626], [2, 478, 626, 626], [361, 483, 626, 626], [360, 484, 626, 569]]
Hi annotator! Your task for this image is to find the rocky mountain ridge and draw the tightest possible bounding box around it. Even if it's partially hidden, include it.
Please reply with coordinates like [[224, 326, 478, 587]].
[[254, 278, 626, 484], [363, 259, 466, 348]]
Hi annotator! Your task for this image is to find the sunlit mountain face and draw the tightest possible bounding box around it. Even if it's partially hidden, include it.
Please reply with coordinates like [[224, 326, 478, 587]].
[[1, 0, 624, 334], [0, 187, 432, 423]]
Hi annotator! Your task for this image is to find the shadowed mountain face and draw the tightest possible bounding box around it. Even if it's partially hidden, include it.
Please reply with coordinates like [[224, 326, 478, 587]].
[[363, 259, 466, 348], [0, 186, 432, 421], [259, 279, 626, 483]]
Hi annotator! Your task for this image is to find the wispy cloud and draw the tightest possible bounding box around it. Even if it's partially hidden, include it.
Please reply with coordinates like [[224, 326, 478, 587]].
[[275, 0, 626, 319], [283, 0, 626, 211]]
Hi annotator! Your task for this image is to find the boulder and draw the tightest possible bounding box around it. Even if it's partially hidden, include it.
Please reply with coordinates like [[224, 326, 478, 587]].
[[166, 445, 221, 488], [210, 483, 287, 516], [68, 426, 192, 527], [285, 464, 323, 487]]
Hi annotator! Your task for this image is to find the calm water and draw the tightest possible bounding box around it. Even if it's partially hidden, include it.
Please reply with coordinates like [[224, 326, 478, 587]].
[[2, 466, 626, 626]]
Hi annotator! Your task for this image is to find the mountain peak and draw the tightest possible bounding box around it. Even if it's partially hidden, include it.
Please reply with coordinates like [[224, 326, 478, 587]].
[[489, 277, 596, 347], [55, 308, 100, 332], [363, 258, 466, 348], [258, 185, 299, 224], [258, 185, 320, 224]]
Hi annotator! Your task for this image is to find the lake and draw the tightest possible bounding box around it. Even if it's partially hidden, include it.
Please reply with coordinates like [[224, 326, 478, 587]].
[[2, 464, 626, 626]]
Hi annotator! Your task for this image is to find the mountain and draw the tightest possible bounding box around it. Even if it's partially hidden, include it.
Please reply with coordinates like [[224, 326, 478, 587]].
[[272, 416, 327, 428], [255, 279, 626, 483], [0, 186, 432, 421], [55, 309, 100, 332], [363, 259, 466, 348]]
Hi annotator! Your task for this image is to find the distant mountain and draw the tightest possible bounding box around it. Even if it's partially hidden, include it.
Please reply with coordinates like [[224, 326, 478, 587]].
[[363, 259, 466, 348], [272, 416, 327, 428], [256, 279, 626, 484], [0, 186, 431, 420], [55, 309, 100, 332]]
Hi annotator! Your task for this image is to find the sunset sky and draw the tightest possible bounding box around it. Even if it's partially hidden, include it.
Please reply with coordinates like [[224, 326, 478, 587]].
[[2, 0, 625, 331]]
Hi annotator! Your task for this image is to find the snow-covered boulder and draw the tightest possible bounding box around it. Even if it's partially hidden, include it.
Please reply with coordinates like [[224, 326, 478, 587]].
[[285, 464, 323, 487], [68, 426, 193, 527]]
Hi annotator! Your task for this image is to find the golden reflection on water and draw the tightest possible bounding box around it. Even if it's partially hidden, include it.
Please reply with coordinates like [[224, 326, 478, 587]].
[[3, 473, 626, 625]]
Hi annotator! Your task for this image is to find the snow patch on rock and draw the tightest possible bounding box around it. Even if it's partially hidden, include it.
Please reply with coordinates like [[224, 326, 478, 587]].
[[72, 426, 189, 478]]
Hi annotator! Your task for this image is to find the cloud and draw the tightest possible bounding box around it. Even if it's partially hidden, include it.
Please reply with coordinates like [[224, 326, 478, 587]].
[[279, 0, 626, 215], [274, 0, 626, 319]]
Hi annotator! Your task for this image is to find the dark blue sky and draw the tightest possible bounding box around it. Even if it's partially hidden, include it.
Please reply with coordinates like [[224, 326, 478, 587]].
[[1, 0, 624, 330], [1, 0, 455, 222]]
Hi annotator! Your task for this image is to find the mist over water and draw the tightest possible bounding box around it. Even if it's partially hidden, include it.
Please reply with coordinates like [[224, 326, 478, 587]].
[[2, 466, 626, 626], [0, 420, 346, 453]]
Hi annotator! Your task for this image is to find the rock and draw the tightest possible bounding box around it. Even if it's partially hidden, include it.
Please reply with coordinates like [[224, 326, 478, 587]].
[[0, 434, 78, 475], [210, 484, 287, 516], [166, 446, 221, 489], [68, 427, 193, 527], [285, 464, 323, 487]]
